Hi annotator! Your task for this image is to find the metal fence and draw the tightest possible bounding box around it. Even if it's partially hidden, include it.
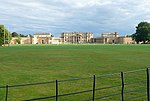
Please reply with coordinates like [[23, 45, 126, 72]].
[[0, 68, 149, 101]]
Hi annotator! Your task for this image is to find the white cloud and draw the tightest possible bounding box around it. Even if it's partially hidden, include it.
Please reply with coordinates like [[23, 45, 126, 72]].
[[0, 0, 150, 36]]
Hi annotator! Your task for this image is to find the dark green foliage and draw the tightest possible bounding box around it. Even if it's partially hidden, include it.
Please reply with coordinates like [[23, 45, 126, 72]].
[[132, 22, 150, 44], [20, 34, 28, 37], [12, 32, 18, 37], [0, 25, 4, 46]]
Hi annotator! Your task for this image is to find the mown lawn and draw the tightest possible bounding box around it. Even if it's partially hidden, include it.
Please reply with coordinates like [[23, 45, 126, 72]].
[[0, 44, 150, 101]]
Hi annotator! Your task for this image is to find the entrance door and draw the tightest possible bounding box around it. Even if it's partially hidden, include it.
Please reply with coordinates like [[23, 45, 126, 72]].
[[42, 40, 45, 44], [112, 40, 115, 44]]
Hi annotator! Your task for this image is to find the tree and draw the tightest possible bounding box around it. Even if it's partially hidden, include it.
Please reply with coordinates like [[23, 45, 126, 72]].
[[132, 22, 150, 44], [15, 36, 21, 44], [20, 34, 28, 37], [12, 32, 18, 37], [0, 25, 11, 46]]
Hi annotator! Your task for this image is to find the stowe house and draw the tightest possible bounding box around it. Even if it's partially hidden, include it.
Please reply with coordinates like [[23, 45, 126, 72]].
[[10, 32, 135, 45]]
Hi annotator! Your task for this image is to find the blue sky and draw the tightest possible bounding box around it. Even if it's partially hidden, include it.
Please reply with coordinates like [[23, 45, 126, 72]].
[[0, 0, 150, 37]]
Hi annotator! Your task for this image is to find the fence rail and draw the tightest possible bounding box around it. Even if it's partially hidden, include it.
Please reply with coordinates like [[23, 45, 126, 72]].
[[0, 68, 149, 101]]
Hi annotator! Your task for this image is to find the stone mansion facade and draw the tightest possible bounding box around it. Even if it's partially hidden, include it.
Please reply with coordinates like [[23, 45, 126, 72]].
[[10, 32, 135, 45], [61, 32, 93, 44], [95, 32, 135, 44]]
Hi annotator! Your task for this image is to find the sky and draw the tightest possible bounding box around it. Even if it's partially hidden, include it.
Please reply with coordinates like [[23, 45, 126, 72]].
[[0, 0, 150, 37]]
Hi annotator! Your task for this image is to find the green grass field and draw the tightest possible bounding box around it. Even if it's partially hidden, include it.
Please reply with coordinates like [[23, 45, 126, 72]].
[[0, 44, 150, 101]]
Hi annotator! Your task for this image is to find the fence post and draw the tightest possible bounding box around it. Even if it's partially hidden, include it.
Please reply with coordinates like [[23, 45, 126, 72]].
[[121, 72, 124, 101], [92, 75, 96, 101], [147, 68, 149, 101], [56, 80, 58, 101], [5, 85, 8, 101]]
